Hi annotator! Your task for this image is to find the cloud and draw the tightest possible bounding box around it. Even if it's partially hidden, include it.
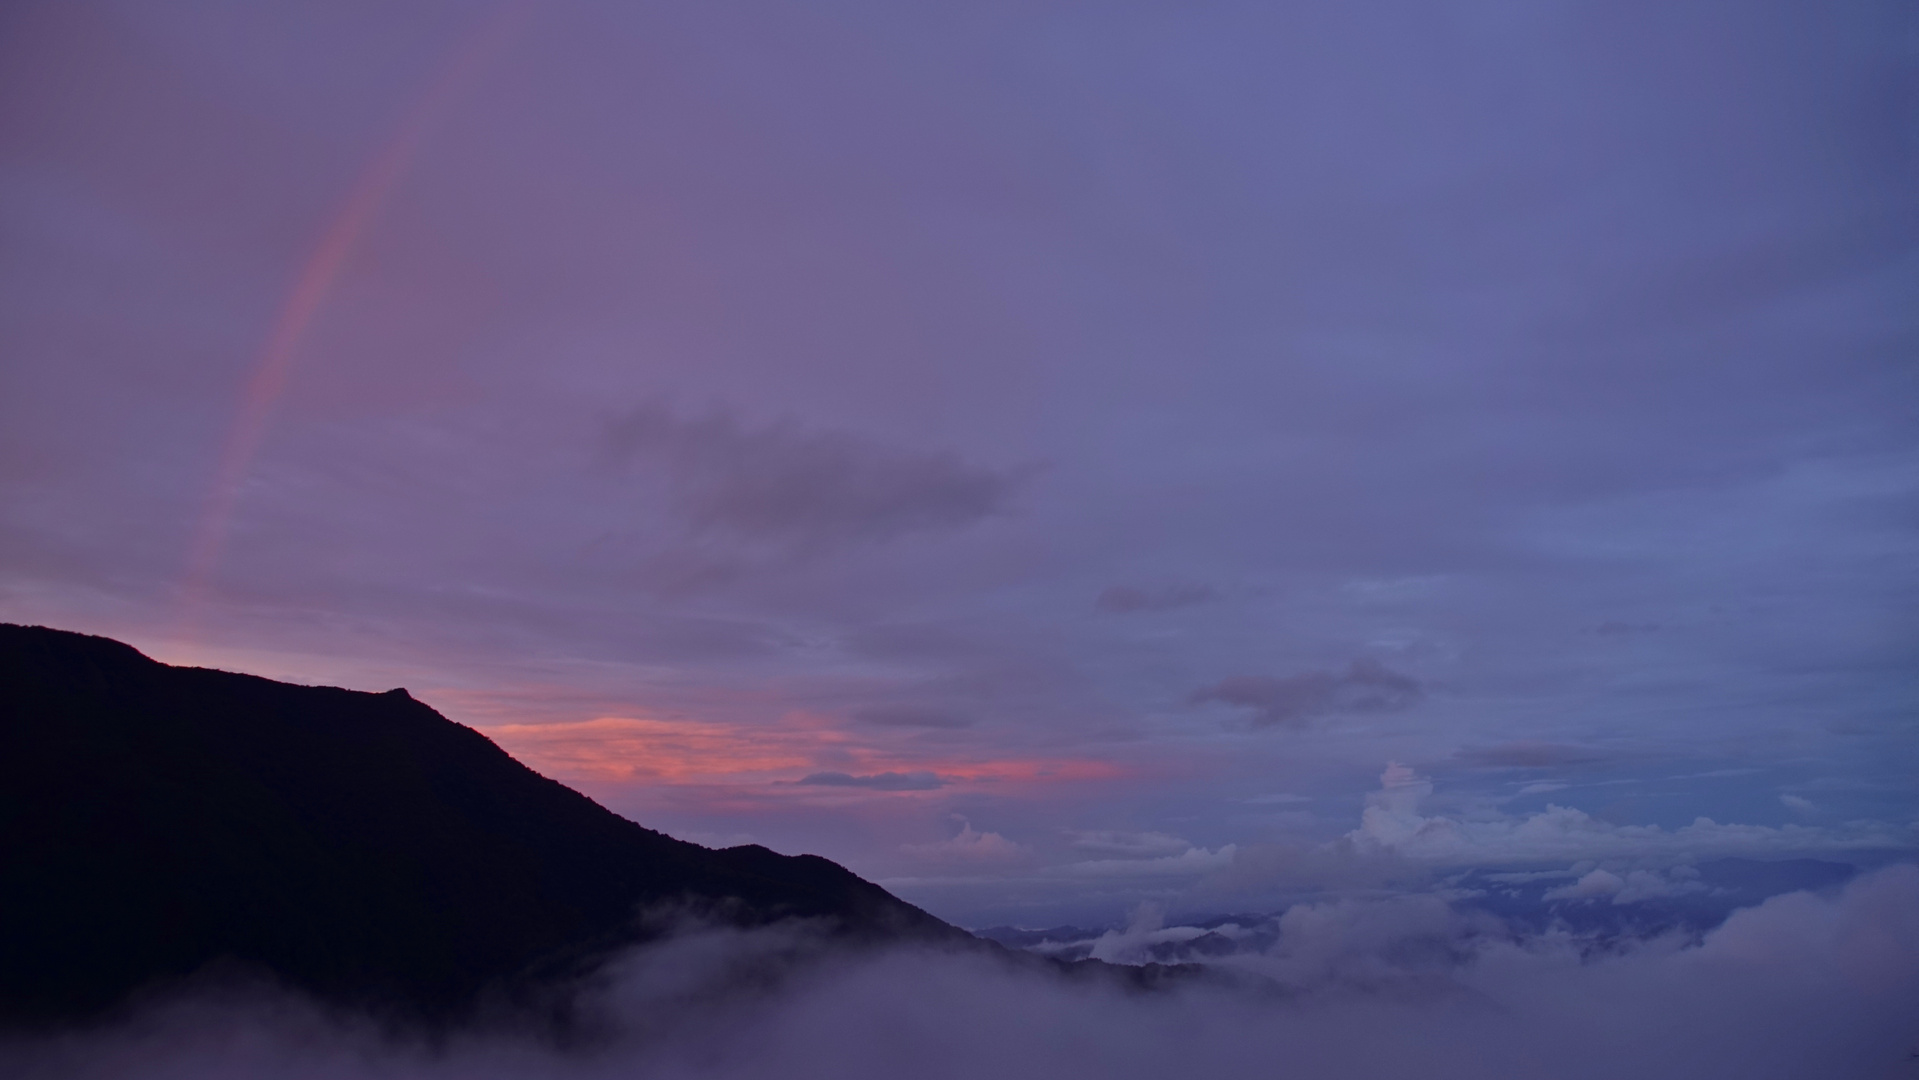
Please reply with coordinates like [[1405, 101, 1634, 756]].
[[891, 836, 1242, 902], [1780, 794, 1817, 814], [603, 404, 1029, 549], [1232, 893, 1494, 991], [796, 770, 945, 791], [851, 705, 974, 729], [488, 716, 817, 783], [1188, 659, 1422, 729], [1083, 902, 1217, 963], [1348, 763, 1913, 866], [1094, 584, 1217, 614], [26, 866, 1915, 1080], [902, 817, 1028, 862], [1695, 863, 1919, 990], [1542, 866, 1706, 904]]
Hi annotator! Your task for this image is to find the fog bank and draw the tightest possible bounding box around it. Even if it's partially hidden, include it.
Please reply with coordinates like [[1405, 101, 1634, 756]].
[[10, 865, 1917, 1080]]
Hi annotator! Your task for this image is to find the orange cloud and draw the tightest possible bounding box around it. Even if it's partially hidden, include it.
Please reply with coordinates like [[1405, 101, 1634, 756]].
[[922, 759, 1130, 784], [484, 714, 1130, 791], [489, 715, 821, 782]]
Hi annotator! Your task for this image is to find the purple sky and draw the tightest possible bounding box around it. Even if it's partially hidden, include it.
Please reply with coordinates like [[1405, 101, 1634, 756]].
[[2, 0, 1913, 926]]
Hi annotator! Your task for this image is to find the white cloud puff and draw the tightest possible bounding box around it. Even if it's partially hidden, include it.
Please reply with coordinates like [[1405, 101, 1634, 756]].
[[900, 817, 1029, 862], [1347, 763, 1910, 866], [1542, 866, 1705, 904]]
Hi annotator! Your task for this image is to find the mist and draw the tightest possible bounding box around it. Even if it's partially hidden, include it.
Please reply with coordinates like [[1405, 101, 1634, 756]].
[[11, 865, 1916, 1080]]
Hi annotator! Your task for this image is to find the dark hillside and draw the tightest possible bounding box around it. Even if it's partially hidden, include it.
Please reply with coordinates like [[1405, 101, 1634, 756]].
[[0, 624, 967, 1027]]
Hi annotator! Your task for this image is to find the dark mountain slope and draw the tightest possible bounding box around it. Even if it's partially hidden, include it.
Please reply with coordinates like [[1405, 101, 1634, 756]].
[[0, 624, 968, 1027]]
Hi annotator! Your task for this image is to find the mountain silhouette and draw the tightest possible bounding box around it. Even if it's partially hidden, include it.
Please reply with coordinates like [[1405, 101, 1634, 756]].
[[0, 624, 972, 1028]]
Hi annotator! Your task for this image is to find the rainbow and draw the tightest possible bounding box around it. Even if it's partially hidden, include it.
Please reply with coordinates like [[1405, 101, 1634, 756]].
[[176, 2, 528, 642]]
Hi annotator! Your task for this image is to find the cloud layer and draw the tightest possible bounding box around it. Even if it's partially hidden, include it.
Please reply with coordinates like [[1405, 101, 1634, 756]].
[[1345, 763, 1913, 866], [8, 866, 1916, 1080]]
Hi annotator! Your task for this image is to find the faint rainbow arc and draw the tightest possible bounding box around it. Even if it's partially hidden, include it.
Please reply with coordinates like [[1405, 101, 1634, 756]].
[[177, 2, 527, 634]]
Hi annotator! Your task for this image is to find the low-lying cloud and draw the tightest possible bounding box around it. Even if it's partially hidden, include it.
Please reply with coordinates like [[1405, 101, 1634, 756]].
[[10, 867, 1915, 1080], [1189, 659, 1422, 729], [1541, 865, 1706, 904], [1348, 763, 1911, 866]]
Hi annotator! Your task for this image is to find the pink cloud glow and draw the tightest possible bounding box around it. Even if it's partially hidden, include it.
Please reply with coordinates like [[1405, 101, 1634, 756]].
[[486, 714, 1130, 792]]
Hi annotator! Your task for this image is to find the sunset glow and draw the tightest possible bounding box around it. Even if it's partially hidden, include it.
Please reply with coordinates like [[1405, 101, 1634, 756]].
[[486, 714, 1131, 790]]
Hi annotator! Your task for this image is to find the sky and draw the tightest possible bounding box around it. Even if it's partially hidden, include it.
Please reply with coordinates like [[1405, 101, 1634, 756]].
[[1, 0, 1914, 929]]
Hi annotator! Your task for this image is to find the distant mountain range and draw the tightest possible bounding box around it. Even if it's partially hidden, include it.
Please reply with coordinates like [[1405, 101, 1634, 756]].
[[978, 858, 1866, 965], [0, 624, 976, 1028]]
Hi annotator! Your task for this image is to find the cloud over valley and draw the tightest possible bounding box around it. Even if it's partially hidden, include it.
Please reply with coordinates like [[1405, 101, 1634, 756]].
[[10, 866, 1916, 1080]]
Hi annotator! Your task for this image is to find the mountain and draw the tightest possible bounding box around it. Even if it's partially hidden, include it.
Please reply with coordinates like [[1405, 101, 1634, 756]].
[[0, 624, 972, 1028], [1450, 857, 1861, 941], [980, 858, 1871, 967]]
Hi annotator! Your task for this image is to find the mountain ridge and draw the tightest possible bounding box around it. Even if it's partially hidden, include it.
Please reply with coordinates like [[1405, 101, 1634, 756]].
[[0, 623, 973, 1028]]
